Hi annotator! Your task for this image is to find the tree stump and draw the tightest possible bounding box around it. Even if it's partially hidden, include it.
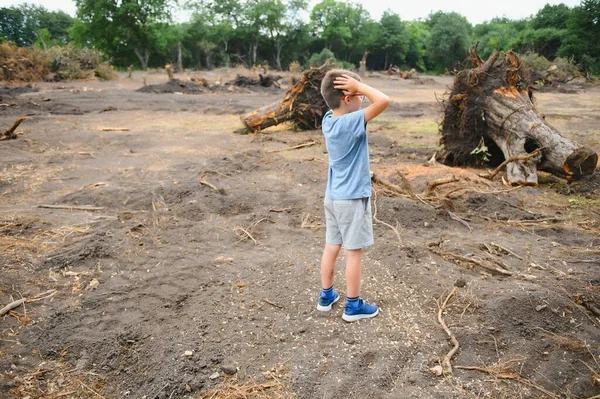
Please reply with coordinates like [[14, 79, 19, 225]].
[[437, 45, 597, 185], [240, 60, 332, 133]]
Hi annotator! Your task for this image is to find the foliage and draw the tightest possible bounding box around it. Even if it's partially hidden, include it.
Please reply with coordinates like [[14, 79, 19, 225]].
[[306, 48, 354, 69], [94, 63, 117, 80], [71, 0, 172, 70], [426, 11, 472, 72], [558, 0, 600, 75], [520, 51, 581, 83], [0, 1, 599, 76], [288, 60, 302, 73], [0, 4, 73, 47], [0, 41, 49, 81], [47, 44, 112, 80]]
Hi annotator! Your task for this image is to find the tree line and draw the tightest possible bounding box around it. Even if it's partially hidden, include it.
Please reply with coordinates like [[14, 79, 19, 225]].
[[1, 0, 599, 75]]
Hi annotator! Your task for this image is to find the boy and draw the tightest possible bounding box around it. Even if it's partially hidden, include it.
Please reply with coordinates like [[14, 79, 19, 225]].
[[317, 70, 390, 322]]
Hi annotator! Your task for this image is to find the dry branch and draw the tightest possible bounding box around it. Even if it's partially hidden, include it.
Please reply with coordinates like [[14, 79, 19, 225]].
[[1, 290, 57, 316], [0, 298, 26, 316], [430, 248, 513, 276], [99, 127, 130, 132], [372, 189, 402, 246], [422, 176, 460, 198], [268, 141, 316, 153], [199, 177, 219, 191], [38, 204, 105, 211], [371, 173, 416, 199], [480, 148, 542, 181], [1, 116, 26, 141], [454, 363, 562, 399]]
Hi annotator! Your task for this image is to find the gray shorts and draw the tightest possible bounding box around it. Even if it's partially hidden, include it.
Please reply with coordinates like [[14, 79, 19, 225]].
[[324, 197, 374, 250]]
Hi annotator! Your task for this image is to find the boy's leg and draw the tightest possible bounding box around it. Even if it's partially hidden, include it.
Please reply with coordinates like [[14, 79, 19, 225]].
[[317, 243, 342, 311], [345, 248, 362, 298], [321, 243, 341, 289]]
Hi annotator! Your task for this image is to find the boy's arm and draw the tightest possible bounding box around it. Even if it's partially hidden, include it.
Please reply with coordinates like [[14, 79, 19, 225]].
[[334, 74, 390, 123]]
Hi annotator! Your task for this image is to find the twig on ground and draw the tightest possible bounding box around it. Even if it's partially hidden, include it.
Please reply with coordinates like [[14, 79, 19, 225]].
[[235, 226, 257, 244], [263, 298, 284, 309], [199, 177, 218, 191], [38, 204, 105, 211], [490, 242, 523, 260], [1, 290, 57, 316], [371, 172, 416, 199], [438, 287, 459, 375], [79, 379, 106, 398], [0, 298, 26, 316], [268, 140, 316, 153], [432, 249, 513, 276], [99, 127, 130, 132], [422, 176, 460, 198], [456, 362, 563, 399], [447, 211, 472, 231], [373, 189, 402, 246]]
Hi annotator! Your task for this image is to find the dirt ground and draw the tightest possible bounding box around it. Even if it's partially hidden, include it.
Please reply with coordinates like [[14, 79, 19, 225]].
[[1, 69, 599, 399]]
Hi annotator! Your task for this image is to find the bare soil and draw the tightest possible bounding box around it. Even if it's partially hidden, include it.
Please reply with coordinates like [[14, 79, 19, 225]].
[[1, 69, 599, 399]]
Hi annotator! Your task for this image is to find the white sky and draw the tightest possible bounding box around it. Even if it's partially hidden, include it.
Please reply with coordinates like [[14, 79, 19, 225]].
[[0, 0, 584, 24]]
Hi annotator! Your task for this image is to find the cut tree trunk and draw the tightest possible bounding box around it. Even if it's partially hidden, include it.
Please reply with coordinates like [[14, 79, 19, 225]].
[[240, 60, 332, 133], [437, 45, 597, 185]]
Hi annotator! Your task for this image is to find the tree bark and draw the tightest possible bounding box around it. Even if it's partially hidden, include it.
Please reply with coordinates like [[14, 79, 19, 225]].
[[177, 41, 183, 72], [438, 46, 597, 184], [483, 87, 597, 183], [132, 45, 148, 70], [240, 61, 332, 133]]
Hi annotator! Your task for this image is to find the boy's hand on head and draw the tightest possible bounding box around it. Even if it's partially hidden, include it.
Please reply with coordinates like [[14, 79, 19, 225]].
[[333, 74, 360, 95]]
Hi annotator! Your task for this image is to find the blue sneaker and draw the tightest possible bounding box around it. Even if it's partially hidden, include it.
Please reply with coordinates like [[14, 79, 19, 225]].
[[342, 298, 379, 322], [316, 290, 340, 312]]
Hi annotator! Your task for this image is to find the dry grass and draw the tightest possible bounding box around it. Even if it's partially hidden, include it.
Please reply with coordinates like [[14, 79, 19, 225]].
[[8, 357, 108, 399], [0, 42, 49, 82], [198, 366, 296, 399]]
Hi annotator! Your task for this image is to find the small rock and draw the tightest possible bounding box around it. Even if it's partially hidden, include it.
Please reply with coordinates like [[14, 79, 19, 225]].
[[535, 304, 547, 312], [429, 365, 443, 376], [209, 372, 220, 380], [197, 361, 208, 369], [221, 364, 237, 375], [183, 351, 193, 357], [86, 278, 100, 290], [344, 337, 356, 345]]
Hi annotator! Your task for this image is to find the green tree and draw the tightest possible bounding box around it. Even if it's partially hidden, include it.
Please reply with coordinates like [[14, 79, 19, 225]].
[[71, 0, 173, 70], [427, 11, 472, 72], [405, 21, 430, 71], [245, 0, 287, 67], [375, 11, 409, 70], [0, 4, 72, 47], [532, 3, 571, 30], [310, 0, 352, 52], [473, 17, 521, 58], [559, 0, 600, 75]]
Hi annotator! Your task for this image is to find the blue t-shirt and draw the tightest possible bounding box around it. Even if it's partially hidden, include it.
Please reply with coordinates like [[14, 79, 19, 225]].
[[322, 109, 371, 200]]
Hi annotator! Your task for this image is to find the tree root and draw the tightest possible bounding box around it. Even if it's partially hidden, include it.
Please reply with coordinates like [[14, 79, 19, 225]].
[[437, 287, 459, 375]]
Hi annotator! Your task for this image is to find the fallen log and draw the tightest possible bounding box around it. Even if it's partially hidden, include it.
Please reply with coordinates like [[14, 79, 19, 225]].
[[437, 44, 597, 185], [239, 60, 332, 133]]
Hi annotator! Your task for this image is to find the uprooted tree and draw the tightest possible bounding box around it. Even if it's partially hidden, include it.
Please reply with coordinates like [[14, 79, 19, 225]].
[[240, 61, 332, 133], [437, 45, 597, 185]]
